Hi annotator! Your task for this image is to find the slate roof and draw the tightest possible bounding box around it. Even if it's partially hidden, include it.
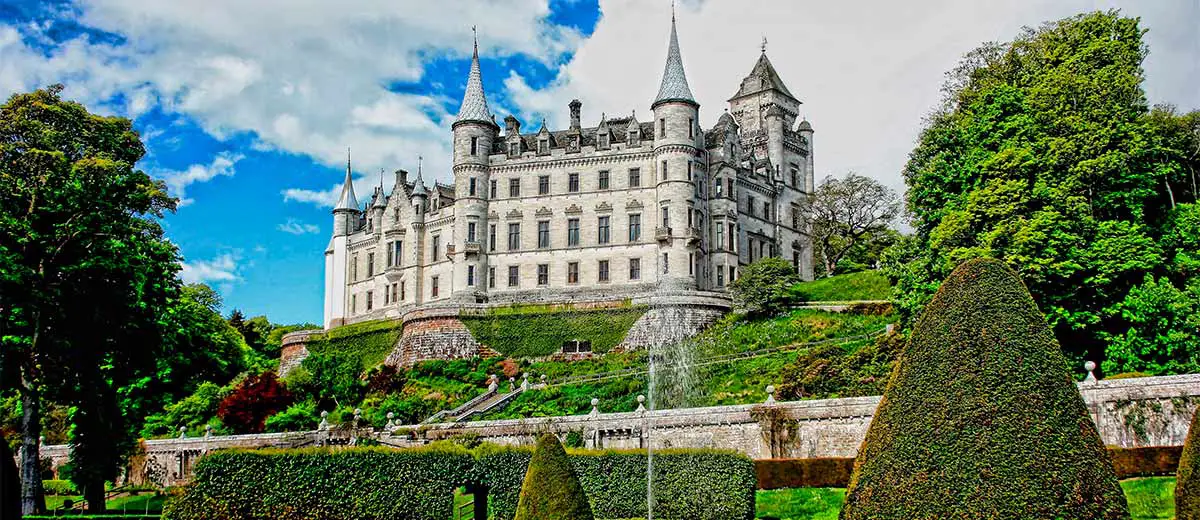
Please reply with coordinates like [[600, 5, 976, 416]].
[[652, 15, 696, 107], [731, 52, 795, 101], [455, 39, 494, 125]]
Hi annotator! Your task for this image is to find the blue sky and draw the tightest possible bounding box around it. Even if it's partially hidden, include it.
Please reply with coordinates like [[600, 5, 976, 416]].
[[2, 0, 1196, 325]]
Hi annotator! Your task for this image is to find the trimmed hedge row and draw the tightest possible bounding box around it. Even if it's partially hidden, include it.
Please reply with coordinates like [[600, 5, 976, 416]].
[[461, 306, 646, 357], [164, 444, 755, 520], [755, 447, 1186, 490], [163, 446, 474, 520]]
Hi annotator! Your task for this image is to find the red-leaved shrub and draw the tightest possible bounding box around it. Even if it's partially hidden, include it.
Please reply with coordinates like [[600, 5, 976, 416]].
[[217, 372, 293, 433]]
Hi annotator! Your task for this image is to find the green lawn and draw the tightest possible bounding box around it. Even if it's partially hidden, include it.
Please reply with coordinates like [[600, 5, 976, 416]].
[[790, 271, 891, 302], [42, 491, 167, 515], [753, 478, 1176, 519]]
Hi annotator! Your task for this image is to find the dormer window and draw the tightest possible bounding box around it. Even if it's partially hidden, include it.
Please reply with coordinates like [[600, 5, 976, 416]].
[[598, 133, 609, 149], [538, 137, 549, 155], [628, 129, 639, 146], [509, 141, 520, 158]]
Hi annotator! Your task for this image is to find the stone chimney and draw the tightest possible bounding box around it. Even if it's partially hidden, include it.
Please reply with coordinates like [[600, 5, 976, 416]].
[[569, 99, 582, 129]]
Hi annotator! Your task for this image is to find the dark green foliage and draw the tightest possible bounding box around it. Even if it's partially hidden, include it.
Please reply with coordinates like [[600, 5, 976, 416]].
[[891, 10, 1200, 372], [514, 433, 593, 520], [1101, 274, 1200, 375], [41, 479, 78, 495], [729, 258, 801, 316], [478, 444, 756, 520], [141, 382, 226, 438], [1179, 410, 1200, 519], [461, 304, 646, 357], [842, 258, 1128, 519], [777, 330, 903, 400], [163, 446, 475, 520], [301, 318, 402, 370]]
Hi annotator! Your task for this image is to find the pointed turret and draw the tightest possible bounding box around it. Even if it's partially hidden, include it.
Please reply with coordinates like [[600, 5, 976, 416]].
[[334, 149, 359, 212], [410, 156, 428, 198], [455, 29, 495, 126], [731, 51, 796, 102], [652, 10, 696, 109]]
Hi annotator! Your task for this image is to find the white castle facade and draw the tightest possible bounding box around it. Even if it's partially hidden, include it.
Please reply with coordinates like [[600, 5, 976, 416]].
[[324, 17, 815, 329]]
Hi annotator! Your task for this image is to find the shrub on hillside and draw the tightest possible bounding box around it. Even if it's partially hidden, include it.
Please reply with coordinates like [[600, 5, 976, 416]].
[[1179, 409, 1200, 519], [514, 433, 593, 520], [729, 258, 800, 316], [777, 330, 902, 400], [217, 372, 293, 434], [841, 258, 1129, 519]]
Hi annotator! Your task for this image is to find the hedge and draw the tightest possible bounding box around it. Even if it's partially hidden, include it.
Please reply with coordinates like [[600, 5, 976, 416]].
[[162, 446, 474, 520], [1180, 409, 1200, 519], [460, 305, 646, 357], [1111, 446, 1184, 478], [841, 258, 1129, 519], [514, 433, 593, 520], [477, 444, 756, 520], [303, 319, 402, 369]]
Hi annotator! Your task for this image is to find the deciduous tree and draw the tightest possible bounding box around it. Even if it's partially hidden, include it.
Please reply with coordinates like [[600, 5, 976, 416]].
[[810, 173, 899, 277]]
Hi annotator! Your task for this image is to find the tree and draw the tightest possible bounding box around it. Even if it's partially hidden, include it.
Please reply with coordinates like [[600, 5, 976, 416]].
[[1179, 409, 1200, 519], [841, 258, 1128, 519], [809, 173, 899, 277], [217, 372, 293, 434], [728, 258, 800, 316], [514, 433, 594, 520], [892, 11, 1200, 368], [1100, 275, 1200, 375], [0, 85, 178, 514]]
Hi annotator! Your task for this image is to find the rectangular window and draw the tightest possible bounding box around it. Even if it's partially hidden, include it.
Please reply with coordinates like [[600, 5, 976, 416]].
[[538, 175, 550, 195], [662, 252, 669, 274], [659, 118, 666, 137], [599, 134, 609, 148], [490, 180, 497, 199], [629, 168, 641, 187], [509, 178, 520, 197], [598, 170, 610, 190], [763, 201, 770, 220], [507, 223, 520, 250], [538, 139, 548, 154], [468, 265, 476, 286], [790, 164, 800, 187], [351, 294, 357, 313], [568, 173, 580, 192], [431, 276, 439, 298], [729, 265, 736, 283], [470, 136, 479, 156], [567, 218, 580, 247], [386, 241, 393, 267], [537, 220, 550, 249], [597, 216, 610, 244], [689, 252, 694, 275], [401, 281, 406, 300], [661, 207, 670, 228], [468, 222, 477, 242], [488, 267, 496, 288], [628, 214, 641, 241], [469, 177, 477, 196], [509, 142, 519, 157], [688, 117, 694, 139], [629, 258, 641, 280], [431, 236, 440, 262], [394, 241, 402, 266], [715, 176, 723, 196], [366, 290, 373, 310], [392, 283, 398, 303], [687, 161, 693, 181], [728, 223, 736, 251], [792, 208, 800, 229], [489, 224, 497, 252], [567, 262, 579, 284], [537, 264, 549, 285], [717, 266, 725, 286], [367, 252, 375, 277], [384, 286, 388, 305], [508, 266, 519, 287], [727, 178, 734, 197], [661, 160, 668, 180], [748, 197, 756, 217], [598, 260, 609, 282], [716, 223, 724, 250]]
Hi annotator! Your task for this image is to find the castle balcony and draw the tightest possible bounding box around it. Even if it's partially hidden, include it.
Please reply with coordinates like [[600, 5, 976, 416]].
[[655, 227, 673, 242], [683, 226, 703, 245], [463, 241, 482, 256], [385, 264, 404, 279]]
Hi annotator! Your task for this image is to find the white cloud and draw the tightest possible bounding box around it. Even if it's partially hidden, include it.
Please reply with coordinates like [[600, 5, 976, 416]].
[[278, 218, 321, 235], [156, 152, 243, 207], [179, 251, 241, 285], [506, 0, 1200, 196], [0, 0, 584, 203]]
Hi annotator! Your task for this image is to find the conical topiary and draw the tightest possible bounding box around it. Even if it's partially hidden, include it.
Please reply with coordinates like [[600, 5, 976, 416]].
[[514, 433, 594, 520], [1179, 409, 1200, 519], [840, 257, 1129, 519]]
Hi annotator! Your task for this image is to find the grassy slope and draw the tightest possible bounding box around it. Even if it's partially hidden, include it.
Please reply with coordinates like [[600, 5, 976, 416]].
[[754, 478, 1176, 520], [305, 318, 402, 368], [790, 271, 891, 302], [461, 304, 646, 357]]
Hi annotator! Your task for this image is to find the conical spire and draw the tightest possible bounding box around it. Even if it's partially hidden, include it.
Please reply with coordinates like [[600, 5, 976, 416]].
[[455, 27, 494, 125], [410, 155, 428, 197], [652, 9, 696, 108], [334, 147, 359, 211]]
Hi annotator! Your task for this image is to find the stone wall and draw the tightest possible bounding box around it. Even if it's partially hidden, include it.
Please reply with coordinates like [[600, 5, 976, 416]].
[[384, 306, 497, 367], [618, 290, 730, 350], [277, 329, 321, 377], [40, 373, 1196, 487]]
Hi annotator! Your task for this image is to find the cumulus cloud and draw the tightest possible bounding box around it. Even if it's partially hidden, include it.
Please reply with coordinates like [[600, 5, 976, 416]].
[[278, 218, 321, 235], [156, 152, 243, 207], [179, 251, 241, 285], [0, 0, 585, 201], [507, 0, 1200, 195]]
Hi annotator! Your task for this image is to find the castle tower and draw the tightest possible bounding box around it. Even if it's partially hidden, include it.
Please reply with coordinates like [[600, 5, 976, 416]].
[[324, 151, 359, 328], [451, 29, 499, 302], [652, 10, 702, 290], [409, 158, 429, 304]]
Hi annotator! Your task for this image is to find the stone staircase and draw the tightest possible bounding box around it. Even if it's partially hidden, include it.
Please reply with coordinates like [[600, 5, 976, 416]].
[[421, 381, 530, 424]]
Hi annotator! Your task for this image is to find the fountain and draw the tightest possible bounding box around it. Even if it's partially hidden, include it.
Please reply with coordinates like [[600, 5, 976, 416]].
[[644, 305, 700, 520]]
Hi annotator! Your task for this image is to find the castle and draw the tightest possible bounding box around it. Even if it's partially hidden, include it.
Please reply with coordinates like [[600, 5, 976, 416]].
[[323, 15, 815, 330]]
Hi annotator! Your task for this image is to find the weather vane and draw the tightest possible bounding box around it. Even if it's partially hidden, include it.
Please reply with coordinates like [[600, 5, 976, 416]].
[[761, 36, 768, 54]]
